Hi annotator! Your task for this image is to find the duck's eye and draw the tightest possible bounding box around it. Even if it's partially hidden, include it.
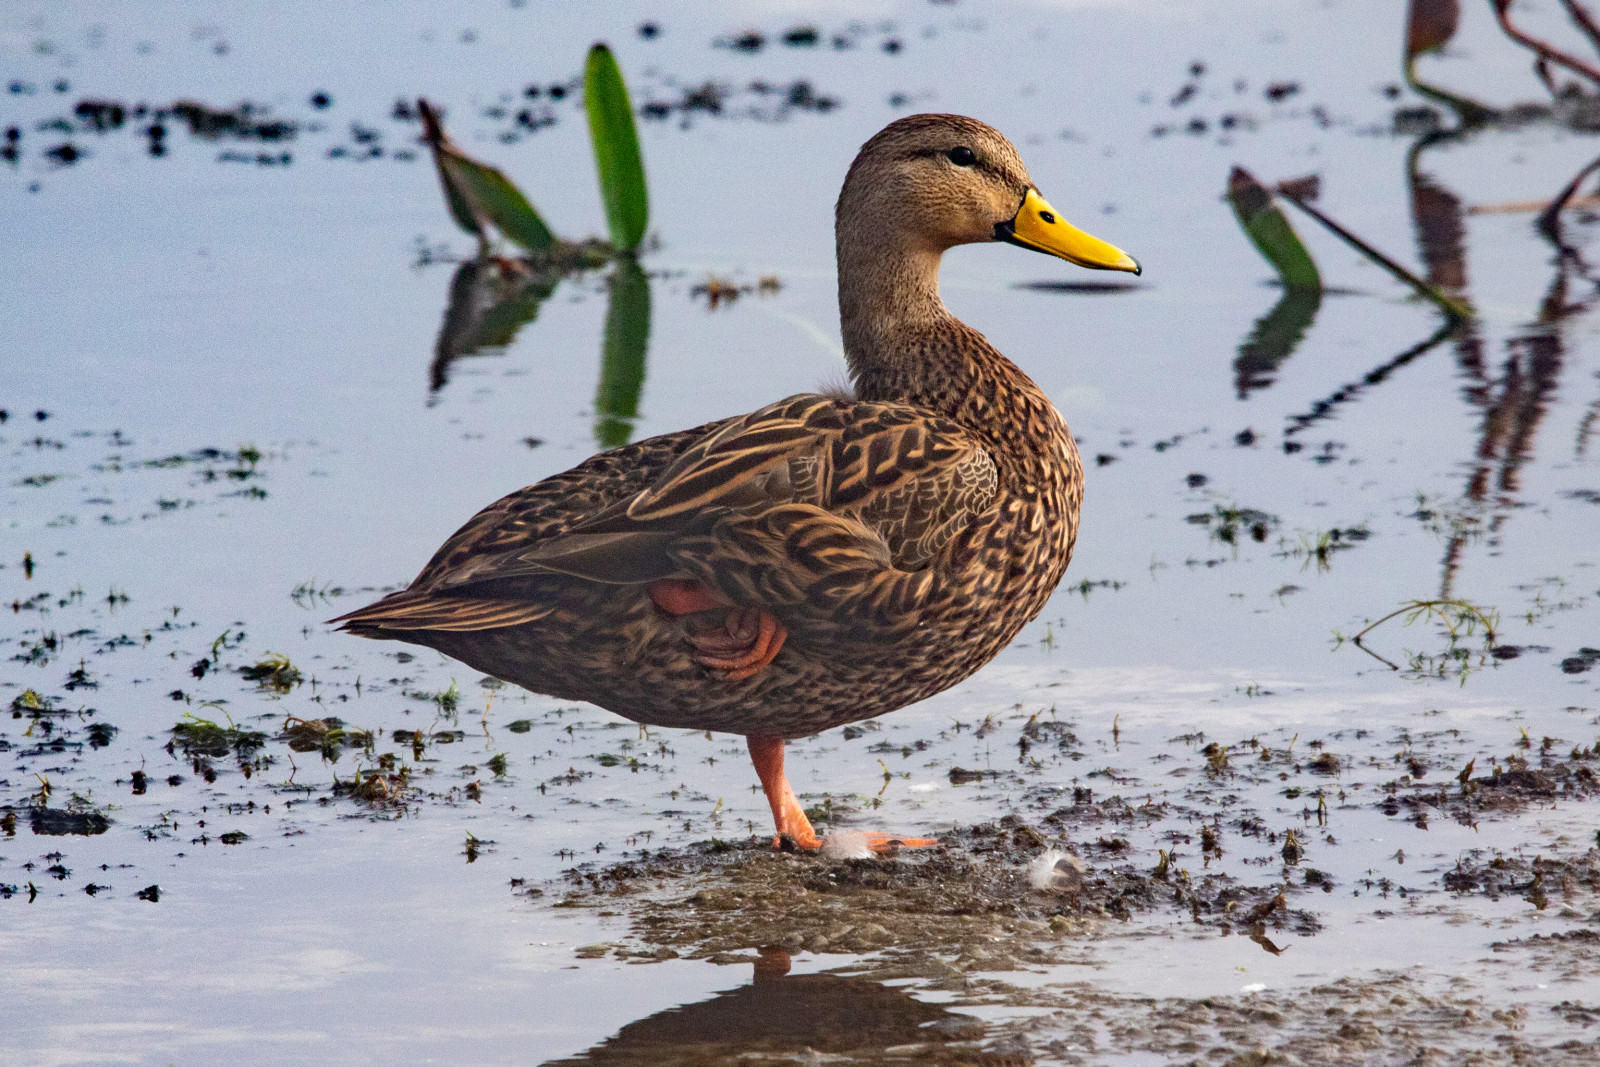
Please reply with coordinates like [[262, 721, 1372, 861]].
[[946, 146, 977, 167]]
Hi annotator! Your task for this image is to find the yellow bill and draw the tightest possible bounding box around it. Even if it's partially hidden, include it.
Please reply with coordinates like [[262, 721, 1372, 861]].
[[995, 188, 1141, 274]]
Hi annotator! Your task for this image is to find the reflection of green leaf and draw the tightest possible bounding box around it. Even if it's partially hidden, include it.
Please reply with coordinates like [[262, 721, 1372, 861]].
[[431, 258, 558, 396], [1227, 167, 1321, 292], [418, 97, 554, 252], [1234, 286, 1322, 397], [584, 44, 649, 254], [595, 259, 650, 447]]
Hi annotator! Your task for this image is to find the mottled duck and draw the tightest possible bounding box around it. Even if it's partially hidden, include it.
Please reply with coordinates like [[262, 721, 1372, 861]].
[[333, 114, 1139, 850]]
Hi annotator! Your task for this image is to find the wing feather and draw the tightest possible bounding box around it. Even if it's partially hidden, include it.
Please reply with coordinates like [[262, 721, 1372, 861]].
[[342, 392, 998, 633]]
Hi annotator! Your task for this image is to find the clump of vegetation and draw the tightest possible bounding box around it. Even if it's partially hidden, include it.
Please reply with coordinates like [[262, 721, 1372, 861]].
[[1276, 527, 1370, 571], [1344, 598, 1499, 680], [9, 689, 58, 715], [1185, 504, 1277, 545], [239, 652, 303, 692], [334, 757, 412, 806], [281, 716, 371, 761], [168, 711, 266, 759]]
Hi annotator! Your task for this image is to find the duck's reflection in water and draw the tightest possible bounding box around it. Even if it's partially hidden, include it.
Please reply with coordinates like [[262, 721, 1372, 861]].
[[548, 948, 1014, 1066]]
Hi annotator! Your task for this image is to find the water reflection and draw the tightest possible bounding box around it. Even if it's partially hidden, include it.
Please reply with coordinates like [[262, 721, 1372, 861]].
[[1233, 124, 1599, 601], [429, 254, 652, 448], [548, 949, 988, 1065], [1234, 285, 1322, 397], [595, 258, 651, 448], [429, 256, 559, 401], [1282, 318, 1459, 439], [1405, 136, 1600, 595]]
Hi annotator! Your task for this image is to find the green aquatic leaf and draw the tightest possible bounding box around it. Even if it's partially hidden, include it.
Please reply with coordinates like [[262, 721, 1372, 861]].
[[1226, 166, 1321, 293], [438, 150, 555, 253], [595, 258, 650, 447], [418, 97, 554, 252], [584, 43, 649, 254], [418, 99, 484, 240]]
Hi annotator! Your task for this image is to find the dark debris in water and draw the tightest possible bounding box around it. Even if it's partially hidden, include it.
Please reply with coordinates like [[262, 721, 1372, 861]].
[[1380, 745, 1600, 831], [25, 807, 109, 836], [638, 79, 838, 127], [1446, 848, 1600, 910]]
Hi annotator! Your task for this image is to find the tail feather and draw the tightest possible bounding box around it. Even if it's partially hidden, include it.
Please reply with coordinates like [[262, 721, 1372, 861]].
[[329, 591, 556, 634]]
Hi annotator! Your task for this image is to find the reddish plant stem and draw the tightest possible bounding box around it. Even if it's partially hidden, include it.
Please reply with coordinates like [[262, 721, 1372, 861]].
[[1492, 0, 1600, 88]]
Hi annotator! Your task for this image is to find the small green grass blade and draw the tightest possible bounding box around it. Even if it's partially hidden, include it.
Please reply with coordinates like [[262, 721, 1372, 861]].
[[584, 43, 649, 254], [1227, 166, 1321, 292]]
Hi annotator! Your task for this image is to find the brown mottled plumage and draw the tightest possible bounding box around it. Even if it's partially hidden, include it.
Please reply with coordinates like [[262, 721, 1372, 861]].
[[333, 115, 1138, 848]]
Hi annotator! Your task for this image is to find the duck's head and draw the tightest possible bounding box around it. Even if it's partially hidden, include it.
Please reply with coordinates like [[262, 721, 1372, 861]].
[[837, 113, 1139, 275]]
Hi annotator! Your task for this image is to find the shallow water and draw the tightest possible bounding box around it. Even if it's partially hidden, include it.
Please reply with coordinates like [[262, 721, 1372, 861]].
[[3, 1, 1600, 1063]]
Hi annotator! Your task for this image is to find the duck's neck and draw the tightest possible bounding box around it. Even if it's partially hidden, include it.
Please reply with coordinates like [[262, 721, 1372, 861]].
[[838, 241, 1070, 466], [837, 243, 947, 385]]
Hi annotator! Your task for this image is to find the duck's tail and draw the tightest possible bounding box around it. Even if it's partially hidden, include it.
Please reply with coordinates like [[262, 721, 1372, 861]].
[[328, 589, 556, 637]]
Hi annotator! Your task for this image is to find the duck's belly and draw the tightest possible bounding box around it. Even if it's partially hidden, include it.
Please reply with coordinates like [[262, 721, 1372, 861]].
[[399, 598, 1028, 739]]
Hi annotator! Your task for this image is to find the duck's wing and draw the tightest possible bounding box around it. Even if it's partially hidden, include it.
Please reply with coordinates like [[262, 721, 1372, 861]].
[[330, 419, 728, 633], [438, 393, 996, 636], [336, 393, 996, 641], [403, 420, 726, 592]]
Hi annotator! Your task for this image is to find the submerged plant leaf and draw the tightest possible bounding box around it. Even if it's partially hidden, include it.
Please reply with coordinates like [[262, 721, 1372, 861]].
[[595, 258, 651, 447], [1227, 166, 1321, 292], [418, 97, 555, 253], [584, 43, 649, 254]]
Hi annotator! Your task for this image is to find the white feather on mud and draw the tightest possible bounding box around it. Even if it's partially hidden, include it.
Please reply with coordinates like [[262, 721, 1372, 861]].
[[821, 831, 875, 860], [1028, 849, 1086, 892]]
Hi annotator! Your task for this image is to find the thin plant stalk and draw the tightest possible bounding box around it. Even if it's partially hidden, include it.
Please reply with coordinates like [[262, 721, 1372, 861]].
[[1491, 0, 1600, 88], [1538, 151, 1600, 240], [1276, 189, 1473, 321], [1559, 0, 1600, 54], [1350, 598, 1497, 671]]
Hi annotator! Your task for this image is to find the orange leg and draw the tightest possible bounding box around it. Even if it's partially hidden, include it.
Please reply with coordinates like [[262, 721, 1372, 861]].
[[745, 735, 937, 853], [747, 735, 821, 849], [696, 610, 787, 681]]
